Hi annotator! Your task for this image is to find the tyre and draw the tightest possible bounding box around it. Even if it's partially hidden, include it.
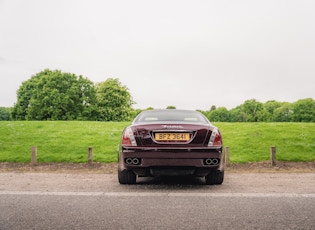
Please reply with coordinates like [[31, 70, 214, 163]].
[[205, 170, 224, 185], [118, 169, 137, 184]]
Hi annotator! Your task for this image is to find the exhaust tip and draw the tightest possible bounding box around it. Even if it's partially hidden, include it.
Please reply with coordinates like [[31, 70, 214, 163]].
[[125, 158, 141, 165], [204, 158, 220, 166]]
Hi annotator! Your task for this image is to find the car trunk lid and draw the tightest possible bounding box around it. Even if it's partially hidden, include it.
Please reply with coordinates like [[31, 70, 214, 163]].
[[132, 123, 212, 147]]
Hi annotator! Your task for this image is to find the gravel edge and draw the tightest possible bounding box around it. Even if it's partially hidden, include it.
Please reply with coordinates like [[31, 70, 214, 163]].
[[0, 161, 314, 174]]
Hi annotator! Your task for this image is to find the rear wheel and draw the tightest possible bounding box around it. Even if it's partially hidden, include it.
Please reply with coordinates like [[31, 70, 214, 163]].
[[205, 170, 224, 185], [118, 169, 137, 184]]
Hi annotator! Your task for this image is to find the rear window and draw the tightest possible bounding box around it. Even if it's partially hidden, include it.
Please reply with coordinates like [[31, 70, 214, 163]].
[[133, 110, 209, 124]]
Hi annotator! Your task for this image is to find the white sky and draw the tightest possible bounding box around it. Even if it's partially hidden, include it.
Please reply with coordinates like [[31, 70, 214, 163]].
[[1, 0, 315, 110]]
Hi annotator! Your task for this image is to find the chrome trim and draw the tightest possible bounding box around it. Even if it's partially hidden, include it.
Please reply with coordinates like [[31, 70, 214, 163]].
[[153, 129, 192, 132]]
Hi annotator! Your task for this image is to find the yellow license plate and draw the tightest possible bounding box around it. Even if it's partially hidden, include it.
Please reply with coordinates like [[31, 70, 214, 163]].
[[155, 133, 190, 141]]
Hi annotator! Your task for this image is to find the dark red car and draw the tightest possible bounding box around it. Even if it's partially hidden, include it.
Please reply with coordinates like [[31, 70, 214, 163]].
[[118, 109, 225, 185]]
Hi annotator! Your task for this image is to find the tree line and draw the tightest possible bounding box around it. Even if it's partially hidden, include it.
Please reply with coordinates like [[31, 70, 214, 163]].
[[1, 69, 314, 122], [199, 98, 315, 122]]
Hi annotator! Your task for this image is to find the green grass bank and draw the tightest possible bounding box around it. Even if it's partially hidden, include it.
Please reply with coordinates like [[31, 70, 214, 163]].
[[0, 121, 314, 163]]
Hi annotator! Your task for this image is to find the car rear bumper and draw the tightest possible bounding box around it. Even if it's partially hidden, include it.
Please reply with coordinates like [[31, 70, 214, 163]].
[[119, 149, 224, 177]]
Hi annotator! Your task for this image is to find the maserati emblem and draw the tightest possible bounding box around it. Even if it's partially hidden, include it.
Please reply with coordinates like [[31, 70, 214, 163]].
[[162, 125, 183, 129]]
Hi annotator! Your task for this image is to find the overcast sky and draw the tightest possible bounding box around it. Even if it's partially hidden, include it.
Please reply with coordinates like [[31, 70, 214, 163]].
[[1, 0, 315, 110]]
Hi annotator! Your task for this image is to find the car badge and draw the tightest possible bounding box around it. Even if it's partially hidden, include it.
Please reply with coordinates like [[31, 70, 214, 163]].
[[162, 125, 183, 129]]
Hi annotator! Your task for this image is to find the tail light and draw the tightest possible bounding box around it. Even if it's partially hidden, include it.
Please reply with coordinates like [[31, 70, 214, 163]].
[[208, 128, 222, 147], [122, 127, 137, 146]]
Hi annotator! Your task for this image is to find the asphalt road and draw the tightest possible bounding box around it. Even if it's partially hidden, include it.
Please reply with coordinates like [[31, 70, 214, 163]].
[[1, 173, 314, 230]]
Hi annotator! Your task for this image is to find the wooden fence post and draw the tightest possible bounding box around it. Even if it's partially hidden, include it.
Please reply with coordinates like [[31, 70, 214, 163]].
[[88, 147, 93, 164], [270, 146, 276, 166], [225, 147, 230, 167], [31, 146, 37, 165]]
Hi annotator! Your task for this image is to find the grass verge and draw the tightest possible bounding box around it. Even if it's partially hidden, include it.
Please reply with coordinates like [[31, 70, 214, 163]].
[[0, 121, 314, 163]]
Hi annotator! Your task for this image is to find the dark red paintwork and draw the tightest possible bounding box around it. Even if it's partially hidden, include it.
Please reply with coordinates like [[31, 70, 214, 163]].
[[118, 109, 225, 184]]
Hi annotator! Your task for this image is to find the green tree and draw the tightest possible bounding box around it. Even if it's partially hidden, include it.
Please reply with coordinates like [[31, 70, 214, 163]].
[[210, 105, 216, 111], [228, 107, 240, 122], [12, 69, 96, 120], [260, 100, 283, 121], [11, 74, 40, 120], [95, 78, 134, 121], [240, 99, 263, 122], [208, 107, 230, 122], [0, 107, 11, 120], [291, 98, 315, 122], [273, 102, 293, 122]]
